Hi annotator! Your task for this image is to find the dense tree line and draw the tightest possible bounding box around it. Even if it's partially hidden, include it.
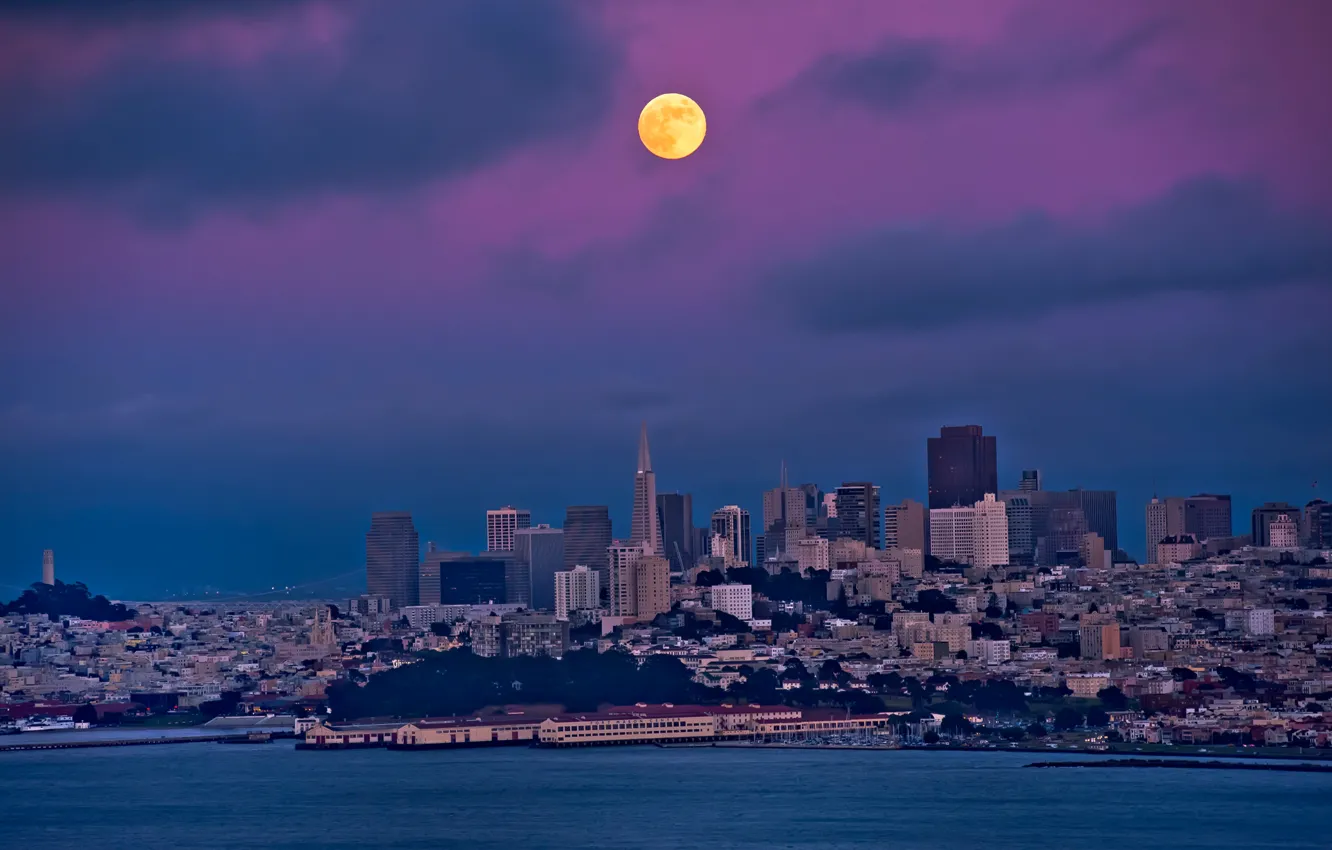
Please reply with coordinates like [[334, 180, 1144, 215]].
[[326, 648, 894, 721], [0, 581, 135, 621]]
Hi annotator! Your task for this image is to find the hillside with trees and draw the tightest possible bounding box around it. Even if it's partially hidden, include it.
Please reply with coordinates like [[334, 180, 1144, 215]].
[[0, 581, 135, 621]]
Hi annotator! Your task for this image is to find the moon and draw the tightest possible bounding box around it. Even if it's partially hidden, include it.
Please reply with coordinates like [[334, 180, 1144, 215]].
[[638, 93, 706, 160]]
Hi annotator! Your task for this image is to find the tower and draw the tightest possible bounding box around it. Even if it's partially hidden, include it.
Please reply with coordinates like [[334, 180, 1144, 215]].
[[486, 506, 531, 552], [41, 550, 54, 585], [927, 425, 998, 510], [365, 512, 420, 609], [630, 422, 661, 554]]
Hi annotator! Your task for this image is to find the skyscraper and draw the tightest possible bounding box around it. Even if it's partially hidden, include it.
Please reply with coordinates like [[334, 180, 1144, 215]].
[[486, 506, 531, 552], [1305, 499, 1332, 548], [438, 554, 508, 605], [973, 494, 1010, 569], [1001, 493, 1034, 565], [365, 512, 420, 609], [554, 566, 600, 621], [762, 464, 808, 561], [1183, 494, 1232, 541], [1019, 469, 1042, 492], [833, 483, 881, 549], [710, 505, 751, 566], [883, 499, 926, 551], [563, 505, 612, 576], [41, 549, 54, 586], [656, 492, 694, 573], [1252, 502, 1300, 547], [927, 425, 998, 510], [514, 525, 564, 611], [630, 422, 662, 554], [608, 541, 645, 618], [1145, 496, 1185, 563]]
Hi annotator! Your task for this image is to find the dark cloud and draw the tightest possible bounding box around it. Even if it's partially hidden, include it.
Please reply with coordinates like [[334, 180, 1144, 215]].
[[766, 177, 1332, 332], [768, 18, 1168, 113], [0, 0, 300, 25], [0, 0, 617, 208]]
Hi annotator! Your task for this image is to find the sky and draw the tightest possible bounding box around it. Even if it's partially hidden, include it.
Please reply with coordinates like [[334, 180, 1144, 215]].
[[2, 0, 1330, 599]]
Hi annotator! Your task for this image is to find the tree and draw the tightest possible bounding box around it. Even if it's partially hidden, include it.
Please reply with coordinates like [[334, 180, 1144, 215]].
[[955, 650, 968, 660], [695, 569, 725, 587], [906, 590, 957, 615], [999, 727, 1026, 742], [817, 659, 844, 682], [922, 731, 940, 744], [1171, 667, 1198, 681], [1054, 707, 1083, 731], [1097, 686, 1128, 710], [0, 580, 135, 621], [1085, 707, 1110, 727], [940, 714, 973, 737], [429, 622, 451, 637], [1026, 723, 1048, 738], [72, 704, 98, 725]]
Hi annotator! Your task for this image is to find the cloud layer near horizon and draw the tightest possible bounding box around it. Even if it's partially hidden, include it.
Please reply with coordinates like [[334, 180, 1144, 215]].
[[1, 0, 1329, 596]]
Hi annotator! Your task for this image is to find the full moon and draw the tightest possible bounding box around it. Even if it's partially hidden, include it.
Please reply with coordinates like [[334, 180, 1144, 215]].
[[638, 93, 706, 160]]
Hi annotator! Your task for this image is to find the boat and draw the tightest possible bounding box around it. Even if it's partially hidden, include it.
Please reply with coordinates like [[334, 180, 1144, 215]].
[[16, 716, 77, 732]]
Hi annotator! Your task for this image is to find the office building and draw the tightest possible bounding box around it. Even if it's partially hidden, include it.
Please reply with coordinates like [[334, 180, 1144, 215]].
[[41, 550, 54, 586], [486, 506, 531, 553], [563, 505, 612, 577], [635, 555, 671, 622], [431, 554, 508, 606], [656, 492, 694, 573], [833, 483, 881, 549], [553, 566, 600, 621], [973, 494, 1010, 569], [513, 525, 564, 611], [793, 536, 830, 573], [1184, 494, 1232, 541], [420, 543, 465, 606], [630, 423, 662, 554], [710, 505, 752, 566], [1252, 502, 1300, 547], [929, 505, 975, 566], [1043, 506, 1089, 566], [1080, 620, 1122, 661], [1156, 534, 1202, 564], [365, 512, 420, 609], [1268, 513, 1299, 548], [927, 425, 997, 510], [883, 499, 926, 551], [1080, 532, 1107, 570], [709, 584, 753, 622], [762, 466, 808, 560], [1000, 493, 1034, 565], [930, 494, 1009, 568], [608, 542, 645, 618], [1145, 497, 1183, 564], [1019, 469, 1042, 492], [1305, 499, 1332, 548], [471, 612, 570, 659]]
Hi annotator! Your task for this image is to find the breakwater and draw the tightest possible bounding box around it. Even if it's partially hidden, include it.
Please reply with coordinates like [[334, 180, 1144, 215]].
[[1027, 758, 1332, 773]]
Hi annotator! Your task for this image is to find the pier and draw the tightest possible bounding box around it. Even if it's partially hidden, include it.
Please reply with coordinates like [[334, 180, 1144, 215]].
[[0, 732, 293, 752]]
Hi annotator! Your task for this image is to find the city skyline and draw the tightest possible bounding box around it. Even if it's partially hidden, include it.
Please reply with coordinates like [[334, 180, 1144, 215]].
[[3, 1, 1329, 597], [9, 419, 1325, 599]]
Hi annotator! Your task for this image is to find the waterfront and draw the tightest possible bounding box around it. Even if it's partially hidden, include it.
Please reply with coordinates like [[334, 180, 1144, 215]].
[[2, 747, 1326, 850]]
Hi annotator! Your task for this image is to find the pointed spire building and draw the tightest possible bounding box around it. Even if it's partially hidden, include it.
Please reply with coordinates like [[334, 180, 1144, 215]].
[[630, 422, 662, 555]]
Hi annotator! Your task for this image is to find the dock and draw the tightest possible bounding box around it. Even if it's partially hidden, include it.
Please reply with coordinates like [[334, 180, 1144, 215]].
[[0, 732, 293, 752]]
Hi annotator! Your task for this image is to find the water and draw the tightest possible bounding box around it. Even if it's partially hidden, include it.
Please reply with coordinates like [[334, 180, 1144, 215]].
[[1, 745, 1325, 849]]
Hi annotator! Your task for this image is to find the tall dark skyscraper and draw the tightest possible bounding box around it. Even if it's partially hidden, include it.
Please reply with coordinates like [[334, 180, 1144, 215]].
[[437, 554, 508, 605], [927, 425, 998, 509], [514, 525, 564, 611], [656, 492, 693, 573], [833, 482, 881, 549], [1305, 499, 1332, 548], [563, 505, 612, 577], [365, 511, 419, 609], [1183, 494, 1232, 540], [1023, 489, 1119, 561]]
